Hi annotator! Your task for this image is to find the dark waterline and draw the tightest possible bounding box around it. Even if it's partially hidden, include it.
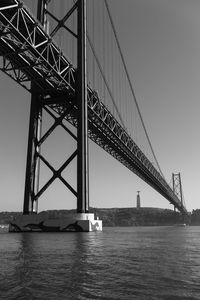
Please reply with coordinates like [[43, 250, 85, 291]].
[[0, 226, 200, 299]]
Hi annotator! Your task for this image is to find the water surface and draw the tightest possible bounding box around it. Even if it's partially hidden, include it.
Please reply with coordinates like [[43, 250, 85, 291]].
[[0, 226, 200, 299]]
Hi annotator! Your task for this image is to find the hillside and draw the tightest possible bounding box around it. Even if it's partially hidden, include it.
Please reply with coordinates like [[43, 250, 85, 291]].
[[90, 207, 183, 226], [0, 207, 187, 226]]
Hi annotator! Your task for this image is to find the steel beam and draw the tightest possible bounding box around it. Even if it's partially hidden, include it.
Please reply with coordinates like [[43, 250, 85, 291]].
[[77, 0, 89, 213], [23, 92, 42, 214], [23, 0, 47, 214]]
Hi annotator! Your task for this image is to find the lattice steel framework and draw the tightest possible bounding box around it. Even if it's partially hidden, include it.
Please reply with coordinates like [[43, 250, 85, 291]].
[[0, 0, 187, 214], [172, 173, 184, 209]]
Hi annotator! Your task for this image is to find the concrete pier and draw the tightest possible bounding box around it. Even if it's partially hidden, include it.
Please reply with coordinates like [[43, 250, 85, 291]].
[[9, 213, 102, 232]]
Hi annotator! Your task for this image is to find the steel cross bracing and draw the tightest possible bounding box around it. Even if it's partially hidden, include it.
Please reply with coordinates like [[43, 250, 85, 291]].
[[0, 0, 187, 214], [172, 173, 185, 210]]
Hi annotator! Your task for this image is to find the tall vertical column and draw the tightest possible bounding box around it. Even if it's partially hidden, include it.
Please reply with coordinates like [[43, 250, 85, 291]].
[[33, 104, 42, 213], [172, 172, 175, 212], [37, 0, 47, 25], [23, 0, 46, 214], [23, 94, 37, 214], [23, 94, 41, 214], [77, 0, 89, 213], [178, 173, 183, 208]]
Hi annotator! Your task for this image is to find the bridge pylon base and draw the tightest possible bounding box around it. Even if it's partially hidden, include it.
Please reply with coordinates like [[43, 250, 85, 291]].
[[9, 213, 102, 232]]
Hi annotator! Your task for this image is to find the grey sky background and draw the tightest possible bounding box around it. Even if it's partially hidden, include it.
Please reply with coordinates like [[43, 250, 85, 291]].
[[0, 0, 200, 212]]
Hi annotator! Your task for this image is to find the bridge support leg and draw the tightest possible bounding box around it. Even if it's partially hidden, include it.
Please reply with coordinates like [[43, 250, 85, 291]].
[[23, 93, 42, 214], [77, 0, 89, 214]]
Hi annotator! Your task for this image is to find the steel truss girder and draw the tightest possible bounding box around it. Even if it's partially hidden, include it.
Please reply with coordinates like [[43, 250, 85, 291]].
[[0, 0, 75, 94], [0, 1, 187, 214]]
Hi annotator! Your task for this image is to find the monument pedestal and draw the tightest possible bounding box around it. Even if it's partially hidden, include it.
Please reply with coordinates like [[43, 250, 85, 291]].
[[9, 213, 102, 232]]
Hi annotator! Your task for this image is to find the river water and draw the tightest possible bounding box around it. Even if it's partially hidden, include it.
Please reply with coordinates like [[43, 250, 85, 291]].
[[0, 226, 200, 299]]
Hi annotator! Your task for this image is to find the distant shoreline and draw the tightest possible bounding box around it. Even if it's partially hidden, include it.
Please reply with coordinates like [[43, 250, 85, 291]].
[[0, 207, 195, 226]]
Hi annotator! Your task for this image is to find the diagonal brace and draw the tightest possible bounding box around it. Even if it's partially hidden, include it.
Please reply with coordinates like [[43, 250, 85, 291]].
[[35, 150, 78, 200], [38, 105, 77, 147], [46, 3, 78, 39]]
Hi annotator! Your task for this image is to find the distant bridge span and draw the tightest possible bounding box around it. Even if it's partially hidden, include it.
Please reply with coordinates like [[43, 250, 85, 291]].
[[0, 0, 187, 214]]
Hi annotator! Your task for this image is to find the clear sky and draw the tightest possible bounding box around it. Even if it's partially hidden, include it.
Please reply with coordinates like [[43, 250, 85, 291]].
[[0, 0, 200, 212]]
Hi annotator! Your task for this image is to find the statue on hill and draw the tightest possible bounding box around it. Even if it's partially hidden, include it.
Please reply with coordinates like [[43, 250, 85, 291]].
[[136, 191, 141, 209]]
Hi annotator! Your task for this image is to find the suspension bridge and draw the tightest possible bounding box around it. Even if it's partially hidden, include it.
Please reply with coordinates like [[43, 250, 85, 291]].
[[0, 0, 187, 231]]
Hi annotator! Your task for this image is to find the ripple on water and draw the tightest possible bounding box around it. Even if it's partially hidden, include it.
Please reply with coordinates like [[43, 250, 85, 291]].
[[0, 227, 200, 299]]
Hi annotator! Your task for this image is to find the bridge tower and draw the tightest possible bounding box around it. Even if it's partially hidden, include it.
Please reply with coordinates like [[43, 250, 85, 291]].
[[172, 173, 183, 210], [12, 0, 102, 232], [23, 0, 88, 215], [172, 172, 188, 223]]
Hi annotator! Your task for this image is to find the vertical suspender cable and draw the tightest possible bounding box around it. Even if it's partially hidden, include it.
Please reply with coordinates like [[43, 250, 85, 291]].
[[104, 0, 165, 178]]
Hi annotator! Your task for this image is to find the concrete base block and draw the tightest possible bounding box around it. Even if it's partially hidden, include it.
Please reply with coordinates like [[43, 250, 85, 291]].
[[9, 213, 102, 232]]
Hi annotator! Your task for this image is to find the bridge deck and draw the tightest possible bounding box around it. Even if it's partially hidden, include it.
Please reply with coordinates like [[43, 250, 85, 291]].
[[0, 0, 187, 214]]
